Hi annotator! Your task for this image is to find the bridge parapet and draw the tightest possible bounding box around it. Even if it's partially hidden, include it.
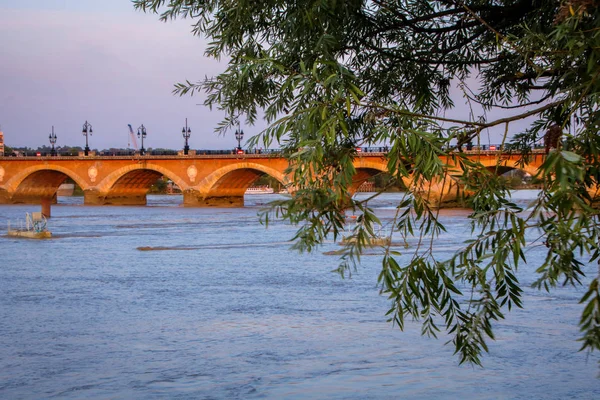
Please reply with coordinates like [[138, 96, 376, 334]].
[[0, 150, 546, 208], [0, 152, 391, 161]]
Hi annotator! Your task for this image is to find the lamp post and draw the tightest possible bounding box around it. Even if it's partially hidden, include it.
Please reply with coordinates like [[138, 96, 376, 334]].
[[235, 127, 244, 153], [49, 126, 57, 156], [137, 124, 147, 155], [182, 118, 191, 155], [82, 121, 92, 156]]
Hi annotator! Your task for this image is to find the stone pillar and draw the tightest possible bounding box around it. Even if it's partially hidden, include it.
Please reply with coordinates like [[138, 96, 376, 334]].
[[183, 189, 202, 206], [84, 189, 148, 206], [183, 189, 244, 207], [41, 197, 51, 218], [200, 195, 244, 207], [7, 192, 57, 205], [103, 194, 147, 206], [0, 188, 10, 204], [83, 189, 105, 205], [415, 177, 466, 208]]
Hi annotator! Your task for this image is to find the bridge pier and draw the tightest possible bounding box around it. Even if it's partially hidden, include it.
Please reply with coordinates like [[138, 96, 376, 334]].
[[0, 190, 59, 213], [83, 189, 104, 205], [103, 195, 147, 206], [0, 188, 9, 204], [183, 190, 244, 207], [413, 177, 467, 208], [83, 189, 147, 206], [41, 197, 52, 218], [7, 192, 58, 205]]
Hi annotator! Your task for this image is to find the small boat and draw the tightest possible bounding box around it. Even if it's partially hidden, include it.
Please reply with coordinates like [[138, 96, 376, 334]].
[[245, 185, 275, 194], [7, 212, 52, 239]]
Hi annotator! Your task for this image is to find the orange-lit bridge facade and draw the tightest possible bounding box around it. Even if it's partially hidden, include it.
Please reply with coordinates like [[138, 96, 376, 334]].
[[0, 150, 546, 208]]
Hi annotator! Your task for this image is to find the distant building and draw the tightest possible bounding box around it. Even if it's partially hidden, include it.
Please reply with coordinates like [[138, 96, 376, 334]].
[[0, 130, 4, 156]]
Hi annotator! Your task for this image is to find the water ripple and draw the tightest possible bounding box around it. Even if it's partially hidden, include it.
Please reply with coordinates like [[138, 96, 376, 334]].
[[0, 191, 598, 399]]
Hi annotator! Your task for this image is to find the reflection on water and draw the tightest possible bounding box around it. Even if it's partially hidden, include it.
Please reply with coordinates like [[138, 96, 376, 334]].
[[0, 190, 598, 399]]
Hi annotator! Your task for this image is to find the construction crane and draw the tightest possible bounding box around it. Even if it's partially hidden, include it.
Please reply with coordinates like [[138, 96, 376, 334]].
[[127, 124, 138, 150]]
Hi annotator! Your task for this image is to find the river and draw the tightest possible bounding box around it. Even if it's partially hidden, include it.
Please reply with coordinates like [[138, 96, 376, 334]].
[[0, 191, 598, 399]]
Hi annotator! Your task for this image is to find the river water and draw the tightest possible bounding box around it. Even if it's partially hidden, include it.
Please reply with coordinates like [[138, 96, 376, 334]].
[[0, 191, 598, 399]]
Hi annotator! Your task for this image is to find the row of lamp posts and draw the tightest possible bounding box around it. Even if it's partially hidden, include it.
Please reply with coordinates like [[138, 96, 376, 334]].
[[46, 120, 245, 155], [51, 121, 150, 156]]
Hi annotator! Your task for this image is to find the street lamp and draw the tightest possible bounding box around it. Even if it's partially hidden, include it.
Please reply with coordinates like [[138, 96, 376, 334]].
[[49, 126, 57, 156], [82, 121, 92, 156], [182, 118, 191, 155], [137, 124, 147, 155], [235, 127, 244, 153]]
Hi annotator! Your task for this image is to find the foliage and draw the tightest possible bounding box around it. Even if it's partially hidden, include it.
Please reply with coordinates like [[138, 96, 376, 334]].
[[254, 175, 283, 191], [135, 0, 600, 367], [149, 176, 169, 194]]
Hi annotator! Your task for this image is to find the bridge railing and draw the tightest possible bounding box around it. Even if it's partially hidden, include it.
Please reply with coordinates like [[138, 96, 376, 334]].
[[0, 148, 287, 158], [0, 145, 548, 158]]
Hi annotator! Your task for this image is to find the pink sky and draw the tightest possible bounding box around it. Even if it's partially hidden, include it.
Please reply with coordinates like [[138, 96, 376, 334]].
[[0, 1, 542, 151], [0, 1, 238, 151]]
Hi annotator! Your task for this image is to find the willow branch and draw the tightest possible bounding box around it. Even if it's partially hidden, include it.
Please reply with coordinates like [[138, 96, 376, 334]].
[[364, 98, 566, 130]]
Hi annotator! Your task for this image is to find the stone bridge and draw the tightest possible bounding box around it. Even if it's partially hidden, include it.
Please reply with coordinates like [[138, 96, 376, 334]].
[[0, 150, 546, 208]]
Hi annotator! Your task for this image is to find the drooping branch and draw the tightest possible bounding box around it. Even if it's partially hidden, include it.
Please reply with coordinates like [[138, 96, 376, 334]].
[[364, 98, 566, 131]]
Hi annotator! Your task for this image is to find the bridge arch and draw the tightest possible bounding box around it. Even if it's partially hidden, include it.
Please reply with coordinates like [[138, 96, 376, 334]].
[[95, 163, 188, 194], [351, 159, 412, 193], [92, 163, 188, 205], [351, 167, 385, 193], [3, 164, 88, 194], [197, 162, 288, 195], [476, 158, 538, 178], [3, 164, 89, 203], [185, 162, 288, 207]]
